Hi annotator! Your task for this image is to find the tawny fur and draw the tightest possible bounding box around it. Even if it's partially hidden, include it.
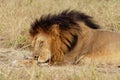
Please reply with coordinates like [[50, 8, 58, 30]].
[[30, 10, 120, 66], [64, 22, 120, 65]]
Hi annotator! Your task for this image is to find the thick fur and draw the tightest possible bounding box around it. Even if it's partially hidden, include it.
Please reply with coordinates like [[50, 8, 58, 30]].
[[30, 10, 120, 65]]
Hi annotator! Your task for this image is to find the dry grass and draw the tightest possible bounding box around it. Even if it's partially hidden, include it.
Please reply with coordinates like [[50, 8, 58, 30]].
[[0, 65, 120, 80], [0, 48, 120, 80], [0, 0, 120, 48], [0, 0, 120, 80]]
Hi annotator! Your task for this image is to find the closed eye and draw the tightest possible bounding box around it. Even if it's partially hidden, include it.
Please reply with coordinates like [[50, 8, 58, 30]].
[[38, 41, 44, 47]]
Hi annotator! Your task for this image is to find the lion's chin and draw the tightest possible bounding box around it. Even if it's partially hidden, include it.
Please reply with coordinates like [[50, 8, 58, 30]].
[[37, 58, 50, 66], [38, 58, 50, 63], [37, 54, 51, 64]]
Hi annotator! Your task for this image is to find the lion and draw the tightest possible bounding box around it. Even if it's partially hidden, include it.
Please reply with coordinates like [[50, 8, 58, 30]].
[[29, 10, 120, 66]]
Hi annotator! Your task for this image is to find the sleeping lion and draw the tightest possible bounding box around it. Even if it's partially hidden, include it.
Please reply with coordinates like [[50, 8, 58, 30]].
[[29, 10, 120, 66]]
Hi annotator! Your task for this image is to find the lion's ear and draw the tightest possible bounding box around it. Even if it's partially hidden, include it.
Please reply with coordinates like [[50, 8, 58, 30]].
[[50, 24, 60, 36]]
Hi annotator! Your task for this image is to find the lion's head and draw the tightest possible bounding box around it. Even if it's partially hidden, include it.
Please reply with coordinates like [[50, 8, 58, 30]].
[[29, 10, 100, 65]]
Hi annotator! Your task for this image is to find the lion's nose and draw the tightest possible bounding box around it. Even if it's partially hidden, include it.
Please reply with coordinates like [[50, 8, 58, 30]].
[[34, 55, 39, 60]]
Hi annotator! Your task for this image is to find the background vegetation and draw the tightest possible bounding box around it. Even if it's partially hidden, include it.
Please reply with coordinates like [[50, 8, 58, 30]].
[[0, 0, 120, 49], [0, 0, 120, 80]]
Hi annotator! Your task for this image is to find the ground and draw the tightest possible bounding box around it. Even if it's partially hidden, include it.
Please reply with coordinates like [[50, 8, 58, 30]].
[[0, 48, 120, 80], [0, 0, 120, 80]]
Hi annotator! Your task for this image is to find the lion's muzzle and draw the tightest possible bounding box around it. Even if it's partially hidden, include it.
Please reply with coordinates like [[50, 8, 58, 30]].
[[33, 50, 52, 63]]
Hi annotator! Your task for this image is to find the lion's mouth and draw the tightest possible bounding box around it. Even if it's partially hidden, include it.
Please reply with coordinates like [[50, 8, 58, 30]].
[[33, 52, 52, 65], [33, 56, 50, 66], [37, 58, 50, 66], [38, 59, 49, 64], [35, 56, 51, 64]]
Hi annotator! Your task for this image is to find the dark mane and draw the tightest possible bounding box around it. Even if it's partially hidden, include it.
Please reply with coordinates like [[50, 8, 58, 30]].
[[30, 10, 100, 36]]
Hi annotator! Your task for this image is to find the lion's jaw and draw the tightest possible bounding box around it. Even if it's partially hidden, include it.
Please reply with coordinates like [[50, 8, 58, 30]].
[[32, 33, 52, 63], [37, 49, 51, 63]]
